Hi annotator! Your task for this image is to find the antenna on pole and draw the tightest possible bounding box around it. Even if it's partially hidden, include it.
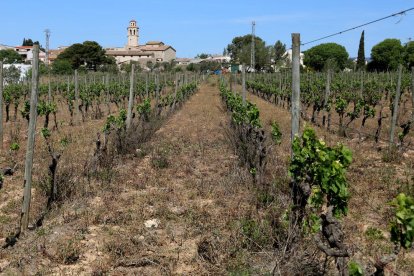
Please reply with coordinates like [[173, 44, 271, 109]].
[[251, 21, 256, 71], [44, 29, 51, 65]]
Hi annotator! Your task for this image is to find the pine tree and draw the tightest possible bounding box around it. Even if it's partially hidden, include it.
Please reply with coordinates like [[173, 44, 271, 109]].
[[357, 30, 365, 70]]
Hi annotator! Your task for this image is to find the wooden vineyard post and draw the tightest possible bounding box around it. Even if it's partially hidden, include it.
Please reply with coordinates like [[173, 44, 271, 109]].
[[291, 33, 301, 157], [0, 61, 3, 149], [389, 64, 403, 148], [48, 68, 52, 103], [20, 45, 40, 232], [229, 72, 233, 92], [126, 64, 135, 129], [74, 69, 79, 123], [323, 69, 331, 128], [172, 73, 178, 111], [155, 74, 159, 107], [411, 67, 414, 123], [145, 73, 149, 98], [242, 64, 246, 104], [105, 73, 110, 115]]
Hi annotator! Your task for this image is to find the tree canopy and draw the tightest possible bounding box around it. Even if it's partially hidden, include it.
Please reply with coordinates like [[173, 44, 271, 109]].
[[195, 53, 210, 59], [51, 59, 73, 75], [274, 40, 286, 64], [226, 34, 268, 71], [356, 31, 365, 70], [22, 38, 39, 46], [404, 41, 414, 69], [55, 41, 114, 71], [368, 39, 404, 71], [304, 43, 349, 71], [0, 49, 23, 64]]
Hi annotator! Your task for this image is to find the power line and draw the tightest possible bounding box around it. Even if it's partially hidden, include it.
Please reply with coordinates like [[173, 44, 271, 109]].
[[301, 7, 414, 46]]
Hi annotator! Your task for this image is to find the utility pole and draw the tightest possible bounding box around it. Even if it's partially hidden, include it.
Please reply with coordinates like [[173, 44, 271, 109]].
[[45, 29, 50, 65], [45, 29, 51, 102], [251, 21, 256, 72]]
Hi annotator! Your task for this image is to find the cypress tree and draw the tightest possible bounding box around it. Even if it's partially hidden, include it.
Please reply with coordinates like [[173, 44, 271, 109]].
[[357, 30, 365, 70]]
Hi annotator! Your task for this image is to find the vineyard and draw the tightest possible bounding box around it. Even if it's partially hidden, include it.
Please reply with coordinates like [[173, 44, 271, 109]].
[[1, 53, 414, 275]]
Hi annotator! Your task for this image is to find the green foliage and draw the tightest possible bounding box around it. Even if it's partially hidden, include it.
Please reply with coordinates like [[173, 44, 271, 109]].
[[10, 142, 20, 151], [120, 61, 142, 73], [22, 38, 38, 47], [274, 40, 287, 64], [365, 226, 384, 240], [41, 127, 51, 139], [103, 109, 127, 133], [404, 41, 414, 69], [195, 53, 210, 59], [56, 41, 114, 71], [226, 34, 269, 71], [348, 261, 364, 276], [52, 59, 73, 75], [136, 98, 151, 121], [20, 100, 30, 121], [239, 218, 272, 249], [2, 65, 21, 83], [368, 39, 404, 71], [304, 43, 349, 71], [357, 31, 366, 70], [220, 83, 261, 127], [0, 49, 23, 64], [270, 121, 282, 145], [37, 101, 57, 116], [335, 97, 348, 116], [289, 127, 352, 216], [390, 193, 414, 249]]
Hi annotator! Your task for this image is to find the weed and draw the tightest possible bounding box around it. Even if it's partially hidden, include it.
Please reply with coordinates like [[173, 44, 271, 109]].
[[151, 145, 170, 169], [55, 237, 81, 264], [382, 145, 402, 163], [365, 226, 384, 241], [239, 218, 272, 250], [270, 121, 282, 145]]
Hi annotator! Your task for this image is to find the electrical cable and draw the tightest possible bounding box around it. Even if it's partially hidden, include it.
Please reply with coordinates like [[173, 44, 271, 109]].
[[300, 7, 414, 46]]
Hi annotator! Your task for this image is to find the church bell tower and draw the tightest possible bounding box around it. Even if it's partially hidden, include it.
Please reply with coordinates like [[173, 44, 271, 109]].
[[127, 20, 139, 48]]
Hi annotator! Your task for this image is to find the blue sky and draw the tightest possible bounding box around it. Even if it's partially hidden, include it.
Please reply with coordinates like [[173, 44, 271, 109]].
[[1, 0, 413, 58]]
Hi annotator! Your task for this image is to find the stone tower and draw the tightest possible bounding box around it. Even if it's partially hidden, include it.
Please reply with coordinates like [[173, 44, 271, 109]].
[[127, 20, 139, 47]]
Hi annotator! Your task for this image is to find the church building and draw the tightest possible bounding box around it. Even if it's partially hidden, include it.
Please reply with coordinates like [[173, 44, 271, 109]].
[[106, 20, 176, 67]]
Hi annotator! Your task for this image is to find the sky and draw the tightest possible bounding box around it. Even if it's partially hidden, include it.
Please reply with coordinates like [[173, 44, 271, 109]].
[[1, 0, 413, 58]]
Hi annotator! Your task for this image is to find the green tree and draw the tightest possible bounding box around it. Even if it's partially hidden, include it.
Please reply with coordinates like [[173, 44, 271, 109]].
[[0, 49, 23, 64], [226, 34, 269, 71], [404, 41, 414, 69], [368, 39, 404, 71], [195, 53, 210, 59], [52, 59, 73, 75], [274, 40, 286, 64], [120, 60, 142, 73], [304, 43, 349, 71], [55, 41, 113, 71], [3, 65, 21, 83], [22, 38, 35, 46], [356, 30, 365, 70]]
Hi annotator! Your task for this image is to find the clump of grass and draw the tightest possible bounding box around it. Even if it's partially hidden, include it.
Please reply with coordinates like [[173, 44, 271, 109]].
[[382, 145, 402, 163], [365, 226, 384, 241], [55, 237, 81, 264], [151, 145, 170, 169]]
